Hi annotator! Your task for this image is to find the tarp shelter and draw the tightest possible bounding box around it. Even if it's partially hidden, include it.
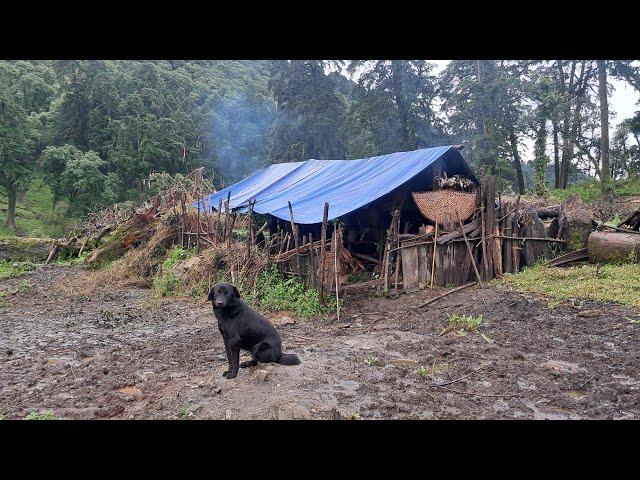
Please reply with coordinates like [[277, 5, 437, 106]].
[[194, 145, 477, 225]]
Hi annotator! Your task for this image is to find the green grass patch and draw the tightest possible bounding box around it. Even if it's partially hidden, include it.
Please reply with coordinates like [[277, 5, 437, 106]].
[[25, 410, 63, 420], [245, 265, 333, 317], [0, 176, 73, 238], [152, 247, 196, 297], [0, 260, 39, 281], [547, 177, 640, 204], [501, 262, 640, 308], [447, 314, 483, 332], [363, 355, 385, 367], [416, 362, 449, 380], [162, 246, 196, 270], [153, 270, 180, 297]]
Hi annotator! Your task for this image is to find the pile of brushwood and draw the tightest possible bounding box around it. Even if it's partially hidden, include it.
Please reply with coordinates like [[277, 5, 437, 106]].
[[46, 169, 272, 297]]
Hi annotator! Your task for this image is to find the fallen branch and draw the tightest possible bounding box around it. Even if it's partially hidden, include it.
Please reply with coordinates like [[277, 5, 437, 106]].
[[430, 363, 489, 388], [418, 282, 477, 308]]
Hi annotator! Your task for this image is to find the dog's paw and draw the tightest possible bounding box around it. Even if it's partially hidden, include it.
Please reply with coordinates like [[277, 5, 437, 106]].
[[240, 361, 256, 368], [222, 370, 230, 378], [225, 372, 238, 379]]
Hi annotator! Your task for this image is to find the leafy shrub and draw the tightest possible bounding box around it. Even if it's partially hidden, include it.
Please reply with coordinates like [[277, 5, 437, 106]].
[[247, 265, 331, 317]]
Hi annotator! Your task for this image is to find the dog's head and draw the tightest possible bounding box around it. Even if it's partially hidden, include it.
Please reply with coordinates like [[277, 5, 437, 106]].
[[207, 282, 241, 309]]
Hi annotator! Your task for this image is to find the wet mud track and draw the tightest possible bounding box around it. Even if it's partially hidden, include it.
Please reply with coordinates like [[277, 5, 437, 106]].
[[1, 265, 639, 419]]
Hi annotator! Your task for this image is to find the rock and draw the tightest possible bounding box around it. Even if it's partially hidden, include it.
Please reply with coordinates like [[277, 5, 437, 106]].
[[272, 316, 296, 326], [95, 405, 125, 418], [511, 351, 525, 360], [253, 369, 269, 382], [273, 403, 311, 420]]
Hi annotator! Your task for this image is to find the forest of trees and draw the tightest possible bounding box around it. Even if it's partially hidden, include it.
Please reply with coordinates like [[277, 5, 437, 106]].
[[1, 60, 640, 230]]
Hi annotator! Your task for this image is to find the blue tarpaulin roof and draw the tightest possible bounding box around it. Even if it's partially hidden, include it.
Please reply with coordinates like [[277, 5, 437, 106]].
[[195, 146, 477, 224]]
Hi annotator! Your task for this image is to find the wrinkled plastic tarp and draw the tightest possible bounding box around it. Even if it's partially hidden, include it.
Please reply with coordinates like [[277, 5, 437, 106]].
[[195, 146, 477, 224]]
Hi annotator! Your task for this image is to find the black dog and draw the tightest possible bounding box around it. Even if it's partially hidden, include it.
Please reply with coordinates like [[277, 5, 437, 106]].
[[208, 282, 300, 379]]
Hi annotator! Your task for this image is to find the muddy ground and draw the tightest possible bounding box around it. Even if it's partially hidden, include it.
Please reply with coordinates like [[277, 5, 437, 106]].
[[1, 265, 639, 420]]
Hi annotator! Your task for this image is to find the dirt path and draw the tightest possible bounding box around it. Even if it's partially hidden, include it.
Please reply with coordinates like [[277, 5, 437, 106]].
[[1, 265, 639, 419]]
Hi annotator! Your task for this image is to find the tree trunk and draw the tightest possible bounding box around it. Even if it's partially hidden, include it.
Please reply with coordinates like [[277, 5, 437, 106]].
[[598, 60, 610, 193], [5, 182, 17, 230], [508, 129, 525, 194], [477, 61, 489, 137], [558, 60, 576, 189], [552, 115, 561, 189], [390, 61, 414, 150]]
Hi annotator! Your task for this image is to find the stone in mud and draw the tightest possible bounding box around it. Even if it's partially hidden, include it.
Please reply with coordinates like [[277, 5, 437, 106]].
[[272, 316, 295, 326], [253, 369, 269, 382], [273, 403, 311, 420], [94, 405, 125, 418]]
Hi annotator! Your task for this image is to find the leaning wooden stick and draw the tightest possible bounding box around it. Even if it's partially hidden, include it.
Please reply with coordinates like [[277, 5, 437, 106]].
[[456, 209, 482, 285], [288, 201, 301, 276], [418, 282, 477, 308]]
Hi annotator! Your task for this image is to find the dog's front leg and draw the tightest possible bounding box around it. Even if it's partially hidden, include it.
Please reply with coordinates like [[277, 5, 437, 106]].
[[221, 337, 232, 378], [225, 337, 241, 379]]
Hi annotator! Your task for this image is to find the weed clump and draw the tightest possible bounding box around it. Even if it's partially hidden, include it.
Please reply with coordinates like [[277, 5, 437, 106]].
[[25, 410, 63, 420]]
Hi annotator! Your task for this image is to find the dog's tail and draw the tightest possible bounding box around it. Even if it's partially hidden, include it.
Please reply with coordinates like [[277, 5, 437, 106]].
[[278, 353, 301, 365]]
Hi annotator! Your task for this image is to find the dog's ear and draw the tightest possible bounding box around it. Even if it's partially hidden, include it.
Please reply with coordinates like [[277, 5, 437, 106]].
[[232, 285, 240, 299], [207, 288, 215, 302]]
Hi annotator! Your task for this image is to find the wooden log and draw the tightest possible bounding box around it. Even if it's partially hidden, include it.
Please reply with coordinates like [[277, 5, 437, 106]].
[[45, 240, 59, 265], [587, 231, 640, 264], [546, 248, 589, 267], [534, 205, 561, 218], [352, 252, 380, 264], [436, 218, 481, 244]]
